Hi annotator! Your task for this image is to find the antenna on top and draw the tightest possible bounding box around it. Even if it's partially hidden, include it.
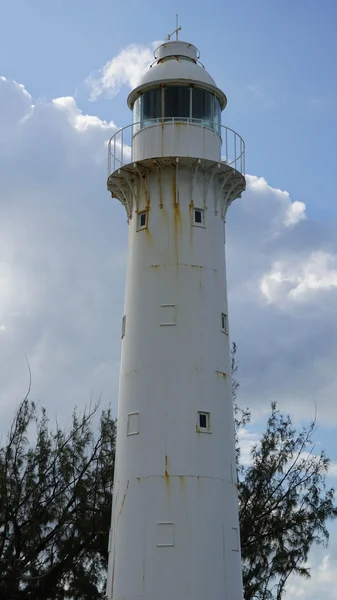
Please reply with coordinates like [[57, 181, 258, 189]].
[[166, 14, 181, 41]]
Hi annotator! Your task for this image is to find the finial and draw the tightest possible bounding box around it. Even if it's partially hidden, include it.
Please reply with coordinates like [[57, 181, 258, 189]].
[[166, 14, 181, 41]]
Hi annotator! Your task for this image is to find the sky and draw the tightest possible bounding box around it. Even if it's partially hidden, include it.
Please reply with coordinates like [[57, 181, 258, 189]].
[[0, 0, 337, 597]]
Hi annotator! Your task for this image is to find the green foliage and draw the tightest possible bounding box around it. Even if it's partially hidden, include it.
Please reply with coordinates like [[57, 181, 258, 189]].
[[231, 342, 251, 466], [0, 392, 116, 600], [231, 343, 337, 599], [239, 405, 337, 599], [0, 349, 336, 599]]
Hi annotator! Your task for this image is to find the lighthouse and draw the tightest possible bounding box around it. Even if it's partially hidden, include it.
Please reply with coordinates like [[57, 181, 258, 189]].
[[106, 25, 246, 600]]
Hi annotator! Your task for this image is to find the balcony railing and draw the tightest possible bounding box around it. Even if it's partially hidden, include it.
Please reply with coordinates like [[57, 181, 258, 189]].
[[108, 118, 245, 177]]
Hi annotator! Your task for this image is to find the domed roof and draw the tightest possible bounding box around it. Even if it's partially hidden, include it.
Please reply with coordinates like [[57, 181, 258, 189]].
[[127, 40, 227, 110]]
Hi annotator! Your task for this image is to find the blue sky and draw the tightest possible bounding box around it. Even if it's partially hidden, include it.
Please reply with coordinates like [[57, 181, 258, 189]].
[[1, 0, 337, 597], [2, 0, 336, 219]]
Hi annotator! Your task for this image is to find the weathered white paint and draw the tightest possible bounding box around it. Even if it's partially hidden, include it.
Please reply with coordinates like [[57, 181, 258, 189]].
[[127, 40, 226, 111], [132, 121, 222, 163], [106, 38, 246, 600]]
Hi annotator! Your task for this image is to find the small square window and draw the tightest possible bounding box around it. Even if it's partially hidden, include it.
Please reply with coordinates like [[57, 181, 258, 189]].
[[199, 414, 207, 428], [221, 312, 228, 334], [193, 208, 204, 227], [121, 315, 126, 338], [197, 411, 211, 432], [137, 211, 147, 230]]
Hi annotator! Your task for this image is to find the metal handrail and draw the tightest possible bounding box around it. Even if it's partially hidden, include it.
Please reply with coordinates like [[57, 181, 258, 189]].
[[108, 118, 245, 177]]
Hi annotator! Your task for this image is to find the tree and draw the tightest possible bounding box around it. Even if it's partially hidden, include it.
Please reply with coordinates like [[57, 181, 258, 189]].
[[231, 343, 337, 599], [0, 391, 116, 599], [0, 351, 336, 599]]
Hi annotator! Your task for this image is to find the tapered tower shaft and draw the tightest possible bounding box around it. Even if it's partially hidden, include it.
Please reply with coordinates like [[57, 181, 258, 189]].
[[106, 37, 246, 600]]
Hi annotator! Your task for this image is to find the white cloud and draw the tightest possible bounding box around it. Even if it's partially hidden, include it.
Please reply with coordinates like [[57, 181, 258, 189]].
[[237, 427, 260, 466], [0, 75, 124, 428], [283, 199, 307, 226], [260, 250, 337, 306], [52, 96, 116, 131], [237, 431, 337, 481], [244, 175, 307, 236], [226, 175, 337, 423], [1, 39, 337, 600], [286, 553, 337, 599], [1, 59, 337, 600], [86, 41, 160, 101], [1, 71, 337, 438], [329, 462, 337, 478], [0, 76, 33, 138]]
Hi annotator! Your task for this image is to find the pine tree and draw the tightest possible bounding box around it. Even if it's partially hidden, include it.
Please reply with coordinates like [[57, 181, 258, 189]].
[[231, 343, 337, 599], [0, 351, 336, 599], [0, 393, 115, 599]]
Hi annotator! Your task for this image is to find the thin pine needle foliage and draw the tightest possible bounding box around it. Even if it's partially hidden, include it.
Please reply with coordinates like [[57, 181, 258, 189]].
[[231, 343, 337, 600], [0, 398, 116, 600], [0, 349, 336, 599]]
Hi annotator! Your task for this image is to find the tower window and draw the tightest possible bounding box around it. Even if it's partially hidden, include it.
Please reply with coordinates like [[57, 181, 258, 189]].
[[164, 86, 190, 120], [137, 211, 147, 230], [197, 411, 211, 432], [134, 86, 222, 133], [221, 312, 228, 334], [141, 87, 161, 124], [192, 88, 213, 127], [193, 208, 204, 227]]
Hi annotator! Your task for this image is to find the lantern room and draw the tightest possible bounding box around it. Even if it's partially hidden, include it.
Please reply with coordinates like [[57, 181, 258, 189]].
[[107, 38, 245, 185], [125, 40, 228, 163], [128, 41, 227, 131]]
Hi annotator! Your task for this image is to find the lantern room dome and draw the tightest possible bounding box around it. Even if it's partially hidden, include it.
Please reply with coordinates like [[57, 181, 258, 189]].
[[127, 40, 227, 111]]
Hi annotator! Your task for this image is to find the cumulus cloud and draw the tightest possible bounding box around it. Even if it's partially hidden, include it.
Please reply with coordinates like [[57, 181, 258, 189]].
[[247, 175, 307, 230], [52, 96, 116, 131], [286, 552, 337, 599], [226, 175, 337, 423], [237, 427, 260, 466], [0, 76, 33, 133], [283, 200, 307, 226], [238, 431, 337, 481], [1, 74, 337, 436], [329, 462, 337, 478], [1, 62, 337, 600], [86, 41, 160, 101], [260, 250, 337, 306], [0, 76, 124, 428]]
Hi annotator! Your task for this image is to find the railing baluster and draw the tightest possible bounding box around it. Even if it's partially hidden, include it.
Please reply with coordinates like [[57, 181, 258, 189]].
[[187, 118, 189, 157], [240, 138, 242, 173], [158, 118, 160, 157], [131, 127, 133, 162], [172, 117, 174, 156]]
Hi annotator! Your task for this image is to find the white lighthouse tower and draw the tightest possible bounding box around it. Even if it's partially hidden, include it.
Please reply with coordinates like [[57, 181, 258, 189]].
[[106, 25, 246, 600]]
